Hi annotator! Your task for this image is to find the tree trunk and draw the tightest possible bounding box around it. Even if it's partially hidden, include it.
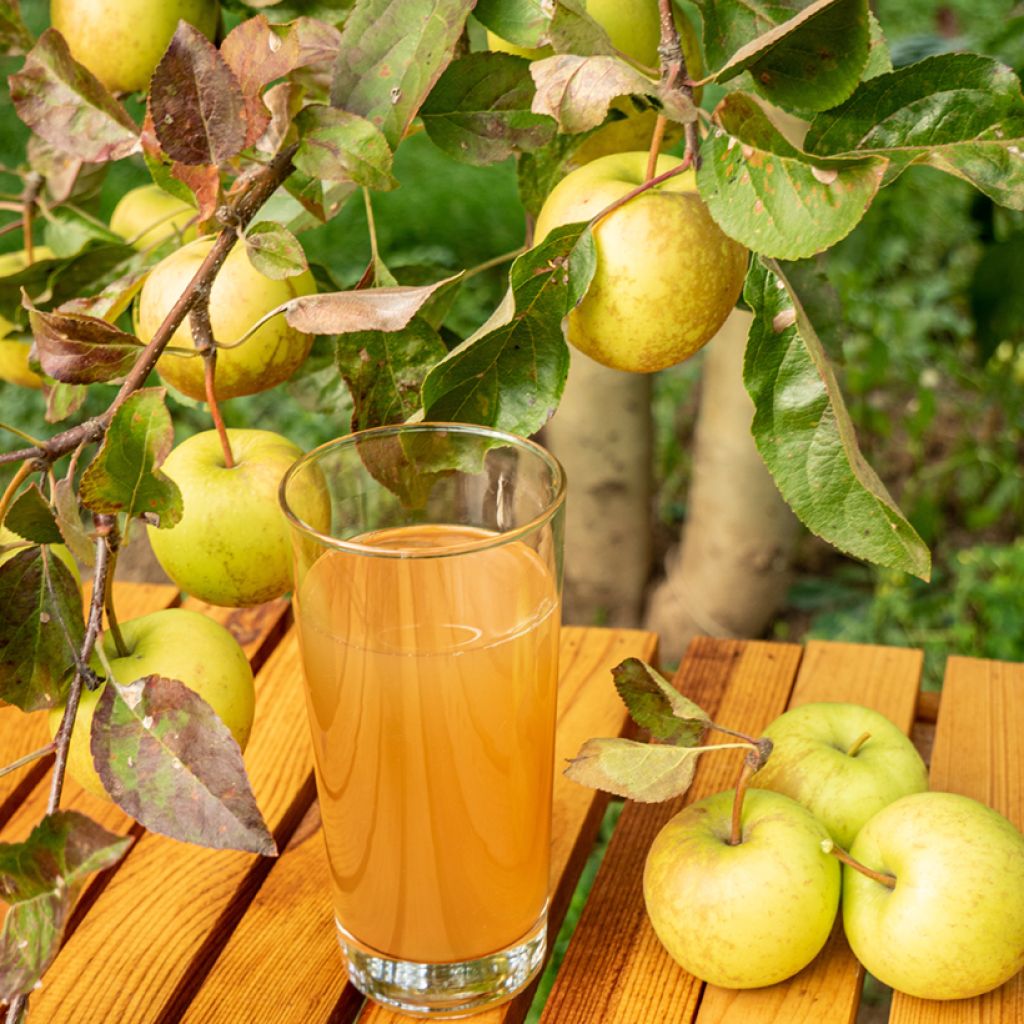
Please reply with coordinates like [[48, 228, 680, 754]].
[[645, 308, 801, 664], [545, 350, 652, 626]]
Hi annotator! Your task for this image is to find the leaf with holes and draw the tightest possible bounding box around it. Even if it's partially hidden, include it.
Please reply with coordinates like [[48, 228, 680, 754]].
[[336, 318, 447, 430], [0, 812, 130, 1000], [531, 54, 692, 134], [9, 29, 139, 162], [0, 547, 84, 712], [92, 676, 276, 855], [698, 92, 885, 259], [3, 484, 62, 546], [744, 256, 930, 579], [294, 105, 397, 189], [805, 53, 1024, 208], [565, 737, 705, 803], [29, 307, 143, 384], [245, 221, 309, 280], [421, 224, 595, 437], [79, 389, 182, 527], [710, 0, 869, 113], [285, 273, 463, 334], [330, 0, 475, 148], [421, 52, 555, 165], [150, 22, 246, 165], [612, 659, 711, 745]]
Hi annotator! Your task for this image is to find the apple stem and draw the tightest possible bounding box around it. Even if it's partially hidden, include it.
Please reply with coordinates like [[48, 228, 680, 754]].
[[826, 843, 897, 890], [192, 300, 236, 470], [728, 751, 759, 846], [0, 742, 56, 779], [0, 458, 35, 525], [95, 515, 129, 659], [645, 116, 669, 183], [845, 731, 872, 757], [21, 171, 42, 266]]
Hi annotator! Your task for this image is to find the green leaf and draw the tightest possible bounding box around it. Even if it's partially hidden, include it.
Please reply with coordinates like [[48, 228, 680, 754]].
[[698, 92, 885, 259], [565, 737, 704, 802], [473, 0, 614, 55], [862, 11, 892, 81], [804, 54, 1024, 207], [612, 658, 710, 744], [743, 257, 930, 580], [244, 221, 310, 280], [79, 389, 183, 528], [336, 317, 447, 430], [294, 105, 397, 190], [329, 0, 476, 148], [0, 811, 129, 1000], [474, 0, 548, 48], [8, 29, 140, 163], [28, 307, 143, 384], [710, 0, 869, 114], [92, 675, 276, 855], [0, 1, 33, 55], [53, 473, 95, 567], [4, 484, 62, 546], [421, 224, 595, 436], [530, 54, 692, 134], [971, 234, 1024, 361], [420, 52, 555, 165], [0, 547, 84, 712]]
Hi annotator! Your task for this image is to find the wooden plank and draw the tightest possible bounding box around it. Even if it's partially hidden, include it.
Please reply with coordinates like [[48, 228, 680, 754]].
[[0, 583, 178, 828], [695, 640, 924, 1024], [181, 625, 659, 1024], [888, 655, 1024, 1024], [539, 638, 802, 1024], [28, 618, 314, 1023]]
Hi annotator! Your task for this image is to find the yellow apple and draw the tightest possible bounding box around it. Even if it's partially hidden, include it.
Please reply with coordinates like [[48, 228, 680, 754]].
[[50, 0, 220, 94], [137, 237, 317, 401], [47, 607, 255, 799], [0, 246, 56, 388], [110, 184, 197, 250], [147, 429, 331, 607], [535, 151, 748, 372]]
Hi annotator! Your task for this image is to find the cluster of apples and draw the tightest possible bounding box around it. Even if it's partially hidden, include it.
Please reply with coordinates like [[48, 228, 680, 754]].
[[643, 701, 1024, 1000]]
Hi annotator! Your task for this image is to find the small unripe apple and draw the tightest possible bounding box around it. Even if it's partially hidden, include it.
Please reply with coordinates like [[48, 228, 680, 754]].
[[50, 0, 220, 94], [110, 184, 197, 250], [535, 151, 747, 372], [138, 237, 316, 401], [47, 607, 255, 799], [148, 429, 331, 607]]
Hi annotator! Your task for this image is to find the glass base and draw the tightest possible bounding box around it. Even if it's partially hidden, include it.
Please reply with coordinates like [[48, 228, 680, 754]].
[[338, 915, 547, 1018]]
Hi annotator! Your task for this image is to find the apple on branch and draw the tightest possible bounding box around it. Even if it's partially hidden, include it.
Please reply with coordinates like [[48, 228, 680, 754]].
[[48, 607, 255, 799], [534, 152, 748, 373], [147, 429, 331, 608], [751, 701, 928, 849]]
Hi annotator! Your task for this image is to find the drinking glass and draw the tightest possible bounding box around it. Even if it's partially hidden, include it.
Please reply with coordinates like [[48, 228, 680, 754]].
[[279, 422, 565, 1017]]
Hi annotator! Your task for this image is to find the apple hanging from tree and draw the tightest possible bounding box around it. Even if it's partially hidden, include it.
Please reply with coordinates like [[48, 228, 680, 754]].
[[49, 0, 219, 94], [840, 790, 1024, 999], [751, 701, 928, 849], [534, 152, 748, 372], [147, 429, 331, 607], [47, 607, 255, 799], [136, 236, 316, 401]]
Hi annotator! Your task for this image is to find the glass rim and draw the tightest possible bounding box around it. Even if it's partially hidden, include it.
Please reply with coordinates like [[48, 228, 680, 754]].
[[279, 421, 567, 559]]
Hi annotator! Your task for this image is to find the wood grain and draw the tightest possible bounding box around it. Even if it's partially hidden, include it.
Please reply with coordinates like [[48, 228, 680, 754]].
[[0, 583, 178, 828], [539, 637, 803, 1024], [182, 626, 658, 1024], [695, 640, 924, 1024], [28, 613, 315, 1023], [888, 655, 1024, 1024]]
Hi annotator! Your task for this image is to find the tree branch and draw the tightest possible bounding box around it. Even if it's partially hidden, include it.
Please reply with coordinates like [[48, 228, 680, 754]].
[[0, 144, 299, 469], [647, 0, 700, 182]]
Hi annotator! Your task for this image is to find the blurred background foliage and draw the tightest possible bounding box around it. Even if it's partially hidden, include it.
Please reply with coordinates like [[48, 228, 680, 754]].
[[2, 0, 1024, 688]]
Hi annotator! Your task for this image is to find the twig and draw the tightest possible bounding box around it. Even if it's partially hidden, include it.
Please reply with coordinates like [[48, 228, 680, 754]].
[[190, 301, 235, 468], [651, 0, 700, 178], [0, 143, 299, 469], [0, 459, 35, 524], [20, 173, 43, 265], [0, 743, 55, 779], [587, 161, 691, 231]]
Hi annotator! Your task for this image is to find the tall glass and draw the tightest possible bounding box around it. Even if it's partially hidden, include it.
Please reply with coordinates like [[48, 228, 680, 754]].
[[280, 423, 565, 1017]]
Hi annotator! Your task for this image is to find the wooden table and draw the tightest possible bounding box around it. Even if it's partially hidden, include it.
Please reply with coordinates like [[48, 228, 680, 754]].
[[1, 582, 1021, 1024]]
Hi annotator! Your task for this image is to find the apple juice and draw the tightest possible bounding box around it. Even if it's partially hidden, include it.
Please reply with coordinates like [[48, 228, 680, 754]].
[[294, 523, 560, 964]]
